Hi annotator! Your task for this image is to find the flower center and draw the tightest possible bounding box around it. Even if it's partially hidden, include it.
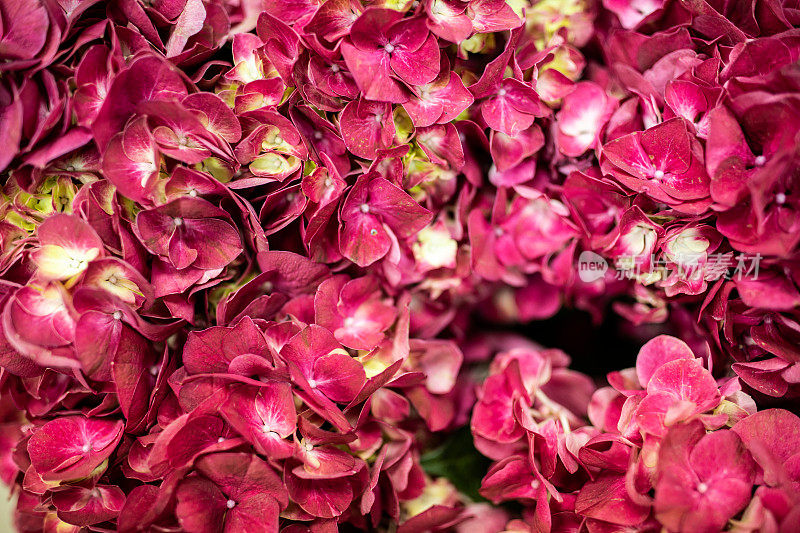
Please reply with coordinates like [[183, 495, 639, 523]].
[[81, 443, 90, 453], [331, 64, 340, 73], [226, 499, 236, 509], [113, 311, 123, 320], [173, 217, 183, 226], [67, 258, 86, 270], [697, 482, 708, 494], [384, 43, 395, 54], [653, 170, 665, 180], [776, 192, 787, 205], [498, 88, 507, 96], [308, 378, 318, 388], [755, 155, 766, 166], [360, 203, 370, 213]]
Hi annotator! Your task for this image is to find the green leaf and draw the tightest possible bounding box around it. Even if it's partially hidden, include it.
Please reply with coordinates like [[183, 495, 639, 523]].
[[420, 426, 491, 502]]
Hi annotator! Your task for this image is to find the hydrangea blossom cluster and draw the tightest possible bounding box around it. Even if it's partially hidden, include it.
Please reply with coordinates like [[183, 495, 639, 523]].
[[473, 334, 800, 531], [0, 0, 798, 531]]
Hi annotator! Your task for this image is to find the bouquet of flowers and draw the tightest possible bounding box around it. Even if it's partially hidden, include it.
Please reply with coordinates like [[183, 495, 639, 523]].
[[0, 0, 799, 531]]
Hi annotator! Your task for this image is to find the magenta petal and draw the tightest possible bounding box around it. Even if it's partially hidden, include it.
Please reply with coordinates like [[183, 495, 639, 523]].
[[285, 471, 354, 518], [28, 416, 123, 482], [635, 335, 695, 387], [349, 7, 402, 49], [93, 56, 187, 150], [0, 84, 23, 173], [176, 217, 241, 270], [339, 212, 392, 267], [689, 430, 755, 484], [341, 42, 407, 103], [390, 33, 440, 86], [52, 485, 126, 526], [164, 0, 206, 57], [101, 117, 159, 204], [575, 473, 650, 526], [481, 79, 540, 137], [183, 92, 242, 144], [280, 325, 342, 378], [647, 358, 720, 412], [220, 384, 297, 458], [226, 495, 280, 532], [0, 0, 48, 60], [361, 178, 433, 238], [305, 0, 363, 42], [175, 477, 228, 533], [135, 197, 241, 270], [196, 452, 287, 506], [313, 351, 367, 403], [733, 409, 800, 479], [468, 0, 522, 32], [339, 99, 396, 159]]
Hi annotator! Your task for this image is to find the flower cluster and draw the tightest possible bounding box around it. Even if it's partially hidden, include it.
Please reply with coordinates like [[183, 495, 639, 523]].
[[472, 334, 800, 531], [0, 0, 799, 531]]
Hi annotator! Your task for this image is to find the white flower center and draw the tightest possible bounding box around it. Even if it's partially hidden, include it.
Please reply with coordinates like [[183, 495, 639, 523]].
[[755, 155, 766, 166], [226, 499, 236, 509], [653, 170, 665, 180], [113, 311, 123, 320], [330, 64, 340, 73], [81, 443, 90, 453], [384, 43, 395, 54], [697, 482, 708, 494], [360, 203, 370, 213], [776, 192, 787, 205], [308, 378, 318, 388], [173, 217, 183, 226], [498, 88, 507, 96]]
